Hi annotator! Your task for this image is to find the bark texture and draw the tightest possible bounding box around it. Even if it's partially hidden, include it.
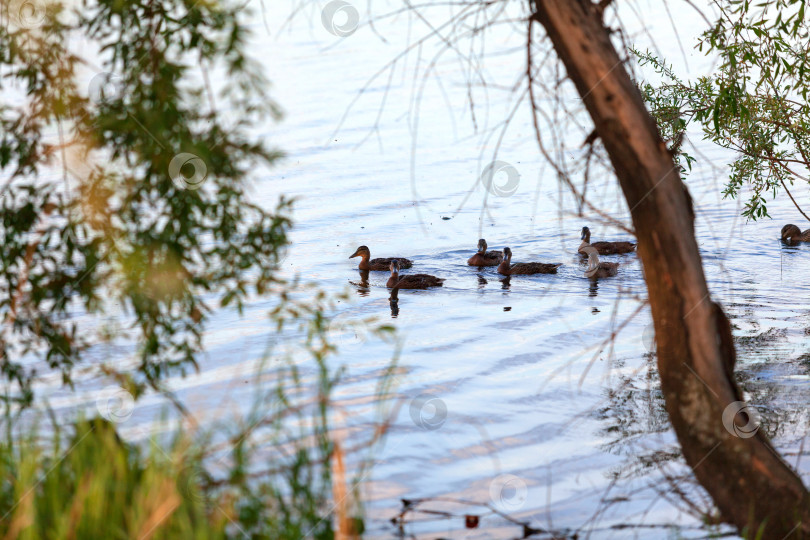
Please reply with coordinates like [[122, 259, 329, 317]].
[[531, 0, 810, 536]]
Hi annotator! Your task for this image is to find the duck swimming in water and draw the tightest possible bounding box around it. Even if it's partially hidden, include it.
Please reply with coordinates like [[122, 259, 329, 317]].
[[578, 226, 635, 255], [467, 238, 503, 266], [497, 247, 561, 275], [349, 245, 413, 271], [387, 260, 444, 289], [582, 246, 619, 278], [781, 224, 810, 245]]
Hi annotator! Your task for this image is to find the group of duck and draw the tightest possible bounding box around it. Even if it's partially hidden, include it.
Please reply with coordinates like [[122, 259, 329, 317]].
[[346, 223, 810, 298], [347, 226, 636, 291]]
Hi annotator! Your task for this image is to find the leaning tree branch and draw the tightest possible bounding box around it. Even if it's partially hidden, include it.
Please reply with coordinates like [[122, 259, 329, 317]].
[[531, 0, 810, 536]]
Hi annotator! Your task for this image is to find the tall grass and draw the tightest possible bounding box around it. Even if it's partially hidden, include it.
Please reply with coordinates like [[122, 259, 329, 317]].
[[0, 289, 397, 539]]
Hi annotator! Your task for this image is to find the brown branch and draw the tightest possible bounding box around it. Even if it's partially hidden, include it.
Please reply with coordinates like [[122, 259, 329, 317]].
[[779, 178, 810, 223], [532, 0, 810, 535], [526, 19, 634, 234]]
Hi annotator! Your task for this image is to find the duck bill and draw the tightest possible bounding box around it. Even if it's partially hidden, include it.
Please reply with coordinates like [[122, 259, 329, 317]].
[[349, 248, 362, 258]]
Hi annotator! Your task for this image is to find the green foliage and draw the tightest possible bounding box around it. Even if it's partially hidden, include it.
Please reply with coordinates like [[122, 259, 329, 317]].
[[0, 416, 228, 539], [0, 289, 397, 539], [0, 0, 291, 404], [633, 0, 810, 221], [0, 2, 400, 537], [0, 412, 335, 539]]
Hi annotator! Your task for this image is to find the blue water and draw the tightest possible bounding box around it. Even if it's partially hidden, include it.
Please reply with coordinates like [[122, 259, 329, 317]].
[[20, 1, 810, 538]]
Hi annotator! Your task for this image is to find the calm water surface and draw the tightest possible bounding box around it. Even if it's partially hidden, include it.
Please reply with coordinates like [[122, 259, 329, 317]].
[[31, 1, 810, 538]]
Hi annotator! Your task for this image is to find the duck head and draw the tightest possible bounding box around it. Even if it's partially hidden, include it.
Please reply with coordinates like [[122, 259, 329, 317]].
[[781, 224, 802, 242], [477, 238, 488, 253], [503, 247, 512, 261], [389, 259, 400, 275], [581, 226, 591, 243], [349, 245, 370, 260]]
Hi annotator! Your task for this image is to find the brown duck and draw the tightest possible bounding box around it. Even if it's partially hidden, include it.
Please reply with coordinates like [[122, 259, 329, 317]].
[[349, 245, 413, 271], [582, 246, 619, 278], [578, 226, 635, 255], [467, 238, 503, 267], [497, 247, 561, 275], [387, 261, 444, 289], [781, 224, 810, 244]]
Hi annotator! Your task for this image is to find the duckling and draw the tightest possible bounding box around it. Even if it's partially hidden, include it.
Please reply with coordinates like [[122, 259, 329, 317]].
[[387, 260, 444, 289], [781, 224, 810, 244], [467, 238, 503, 266], [582, 246, 619, 278], [497, 247, 561, 275], [578, 226, 635, 255], [349, 245, 413, 271]]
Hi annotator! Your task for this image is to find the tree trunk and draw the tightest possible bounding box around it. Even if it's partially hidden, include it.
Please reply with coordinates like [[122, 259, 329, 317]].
[[531, 0, 810, 535]]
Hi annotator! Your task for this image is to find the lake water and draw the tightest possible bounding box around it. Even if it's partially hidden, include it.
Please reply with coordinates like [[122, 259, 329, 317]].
[[26, 1, 810, 538]]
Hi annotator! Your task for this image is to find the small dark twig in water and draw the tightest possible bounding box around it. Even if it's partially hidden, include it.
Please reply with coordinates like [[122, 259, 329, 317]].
[[391, 496, 563, 538], [391, 494, 731, 538]]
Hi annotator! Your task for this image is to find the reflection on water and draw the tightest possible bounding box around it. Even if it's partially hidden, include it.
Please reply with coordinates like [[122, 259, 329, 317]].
[[32, 1, 810, 538], [350, 269, 371, 296], [592, 302, 810, 537], [781, 243, 804, 254], [389, 288, 400, 318]]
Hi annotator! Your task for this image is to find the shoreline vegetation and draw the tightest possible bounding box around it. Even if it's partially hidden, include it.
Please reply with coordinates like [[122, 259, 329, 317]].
[[0, 0, 391, 535], [0, 297, 398, 539]]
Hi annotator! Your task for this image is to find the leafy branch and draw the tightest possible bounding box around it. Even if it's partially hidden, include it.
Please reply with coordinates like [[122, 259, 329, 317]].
[[0, 0, 291, 405], [632, 0, 810, 221]]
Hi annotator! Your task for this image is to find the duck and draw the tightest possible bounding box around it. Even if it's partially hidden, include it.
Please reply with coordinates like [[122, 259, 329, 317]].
[[386, 260, 444, 289], [467, 238, 503, 266], [578, 226, 635, 255], [497, 247, 561, 275], [349, 245, 413, 271], [582, 246, 619, 278], [781, 224, 810, 244]]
